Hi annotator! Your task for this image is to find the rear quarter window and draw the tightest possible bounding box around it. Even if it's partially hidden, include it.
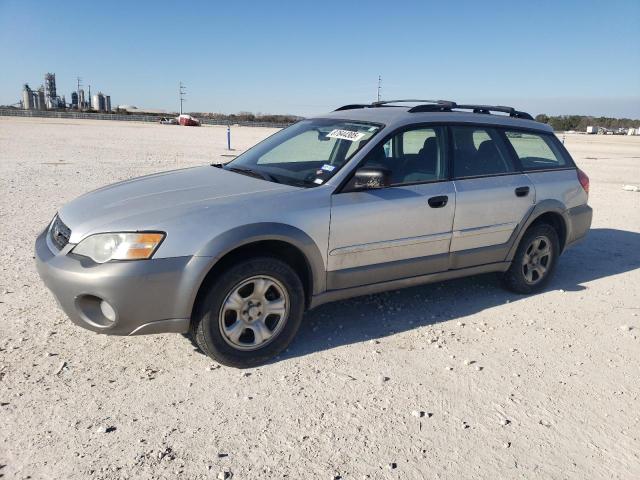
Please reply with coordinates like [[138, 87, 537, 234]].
[[504, 131, 568, 170]]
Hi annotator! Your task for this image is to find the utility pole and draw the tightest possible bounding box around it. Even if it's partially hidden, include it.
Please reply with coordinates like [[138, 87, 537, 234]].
[[179, 81, 186, 115], [377, 75, 382, 102], [88, 84, 91, 109]]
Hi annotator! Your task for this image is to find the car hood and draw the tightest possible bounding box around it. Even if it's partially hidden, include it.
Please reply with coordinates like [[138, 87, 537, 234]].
[[59, 165, 295, 243]]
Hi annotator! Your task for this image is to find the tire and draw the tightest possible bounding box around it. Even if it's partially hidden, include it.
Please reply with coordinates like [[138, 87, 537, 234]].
[[502, 223, 560, 294], [190, 256, 305, 368]]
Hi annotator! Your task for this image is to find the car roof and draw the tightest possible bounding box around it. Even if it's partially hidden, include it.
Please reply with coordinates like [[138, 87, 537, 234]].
[[317, 105, 554, 133]]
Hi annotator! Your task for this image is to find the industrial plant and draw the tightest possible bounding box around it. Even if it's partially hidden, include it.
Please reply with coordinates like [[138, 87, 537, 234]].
[[20, 73, 112, 112]]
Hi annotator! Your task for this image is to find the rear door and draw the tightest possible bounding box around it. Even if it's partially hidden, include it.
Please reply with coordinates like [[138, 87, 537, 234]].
[[449, 125, 535, 267], [328, 126, 455, 289]]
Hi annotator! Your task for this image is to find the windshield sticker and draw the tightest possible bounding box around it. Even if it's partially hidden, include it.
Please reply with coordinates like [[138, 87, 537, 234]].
[[327, 129, 366, 142], [313, 178, 324, 185], [321, 164, 336, 172]]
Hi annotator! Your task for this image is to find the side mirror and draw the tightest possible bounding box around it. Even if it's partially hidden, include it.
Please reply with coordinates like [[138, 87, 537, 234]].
[[345, 167, 391, 192]]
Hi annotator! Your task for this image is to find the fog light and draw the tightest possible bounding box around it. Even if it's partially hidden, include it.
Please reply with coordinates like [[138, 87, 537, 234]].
[[99, 300, 117, 322]]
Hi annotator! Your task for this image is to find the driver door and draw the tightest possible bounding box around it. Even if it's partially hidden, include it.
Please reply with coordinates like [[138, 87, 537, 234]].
[[327, 126, 456, 290]]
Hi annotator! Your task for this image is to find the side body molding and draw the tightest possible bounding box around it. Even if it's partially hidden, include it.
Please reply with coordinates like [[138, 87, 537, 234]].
[[194, 222, 327, 295]]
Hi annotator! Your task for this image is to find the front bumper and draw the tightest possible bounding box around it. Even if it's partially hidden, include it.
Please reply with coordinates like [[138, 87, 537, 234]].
[[35, 230, 210, 335]]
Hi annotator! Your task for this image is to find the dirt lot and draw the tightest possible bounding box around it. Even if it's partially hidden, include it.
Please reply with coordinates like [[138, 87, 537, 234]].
[[1, 117, 639, 480]]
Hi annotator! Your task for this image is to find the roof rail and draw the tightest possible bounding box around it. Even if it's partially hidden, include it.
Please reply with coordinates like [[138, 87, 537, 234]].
[[370, 99, 441, 106], [455, 104, 534, 120], [333, 104, 370, 111], [334, 100, 534, 120], [407, 100, 458, 113], [334, 99, 455, 111]]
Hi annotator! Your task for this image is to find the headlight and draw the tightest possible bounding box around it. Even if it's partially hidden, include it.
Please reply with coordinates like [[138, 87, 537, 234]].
[[71, 232, 165, 263]]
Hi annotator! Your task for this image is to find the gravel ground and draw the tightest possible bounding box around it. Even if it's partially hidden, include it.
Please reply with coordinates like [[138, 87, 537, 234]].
[[1, 117, 639, 480]]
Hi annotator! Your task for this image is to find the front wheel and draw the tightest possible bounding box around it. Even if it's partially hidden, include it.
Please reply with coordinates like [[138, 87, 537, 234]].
[[191, 257, 305, 368], [502, 223, 560, 294]]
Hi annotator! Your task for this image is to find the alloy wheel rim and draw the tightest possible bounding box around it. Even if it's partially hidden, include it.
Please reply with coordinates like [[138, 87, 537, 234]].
[[218, 275, 289, 351], [522, 235, 552, 285]]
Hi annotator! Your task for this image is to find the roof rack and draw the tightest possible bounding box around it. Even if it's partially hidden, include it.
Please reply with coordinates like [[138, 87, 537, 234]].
[[335, 99, 454, 111], [370, 99, 444, 106], [334, 104, 371, 111], [453, 104, 534, 120], [334, 99, 533, 120]]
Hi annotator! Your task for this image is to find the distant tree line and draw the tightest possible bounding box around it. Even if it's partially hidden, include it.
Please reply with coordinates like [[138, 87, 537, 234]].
[[535, 114, 640, 131], [190, 111, 301, 124]]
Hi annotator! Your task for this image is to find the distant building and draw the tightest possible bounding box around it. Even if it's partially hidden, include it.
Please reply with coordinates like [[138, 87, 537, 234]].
[[92, 92, 106, 111], [91, 94, 100, 111], [22, 84, 34, 110], [18, 73, 112, 112], [44, 72, 58, 109], [37, 87, 45, 110], [78, 89, 85, 110]]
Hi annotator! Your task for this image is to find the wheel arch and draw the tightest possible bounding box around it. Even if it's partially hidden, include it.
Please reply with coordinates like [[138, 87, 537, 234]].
[[528, 211, 567, 252], [190, 223, 326, 317], [507, 201, 571, 261]]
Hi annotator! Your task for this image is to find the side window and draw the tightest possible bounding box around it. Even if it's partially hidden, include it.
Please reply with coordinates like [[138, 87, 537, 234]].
[[472, 129, 491, 149], [360, 126, 447, 185], [504, 131, 567, 170], [451, 126, 515, 178]]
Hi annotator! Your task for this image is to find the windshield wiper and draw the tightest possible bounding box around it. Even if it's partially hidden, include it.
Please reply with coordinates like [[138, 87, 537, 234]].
[[225, 166, 280, 183]]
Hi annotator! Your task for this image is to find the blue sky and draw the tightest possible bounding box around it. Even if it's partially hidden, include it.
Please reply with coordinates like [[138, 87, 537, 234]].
[[1, 0, 639, 117]]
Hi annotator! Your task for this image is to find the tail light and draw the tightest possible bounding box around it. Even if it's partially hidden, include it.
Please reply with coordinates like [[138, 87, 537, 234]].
[[577, 168, 589, 194]]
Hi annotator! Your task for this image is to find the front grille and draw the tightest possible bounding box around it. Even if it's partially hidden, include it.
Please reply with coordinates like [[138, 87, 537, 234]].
[[49, 215, 71, 251]]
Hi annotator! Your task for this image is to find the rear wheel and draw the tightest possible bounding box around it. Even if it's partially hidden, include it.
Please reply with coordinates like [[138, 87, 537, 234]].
[[502, 223, 559, 294], [191, 257, 305, 368]]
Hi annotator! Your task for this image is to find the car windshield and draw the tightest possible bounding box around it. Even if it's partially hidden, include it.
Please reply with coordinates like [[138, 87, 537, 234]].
[[224, 119, 382, 187]]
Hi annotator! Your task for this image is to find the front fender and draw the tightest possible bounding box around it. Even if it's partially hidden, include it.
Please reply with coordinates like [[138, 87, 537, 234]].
[[194, 222, 326, 295]]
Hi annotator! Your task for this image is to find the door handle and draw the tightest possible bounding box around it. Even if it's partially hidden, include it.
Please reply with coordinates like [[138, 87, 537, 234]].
[[515, 186, 530, 197], [428, 195, 448, 208]]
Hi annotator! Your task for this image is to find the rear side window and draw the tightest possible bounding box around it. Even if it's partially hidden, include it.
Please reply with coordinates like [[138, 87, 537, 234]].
[[451, 126, 515, 178], [504, 131, 567, 170]]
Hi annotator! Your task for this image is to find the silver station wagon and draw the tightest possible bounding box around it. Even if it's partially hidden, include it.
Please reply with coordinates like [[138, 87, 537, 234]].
[[35, 100, 592, 367]]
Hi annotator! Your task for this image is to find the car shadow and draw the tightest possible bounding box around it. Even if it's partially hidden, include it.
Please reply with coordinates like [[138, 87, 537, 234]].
[[277, 228, 640, 361]]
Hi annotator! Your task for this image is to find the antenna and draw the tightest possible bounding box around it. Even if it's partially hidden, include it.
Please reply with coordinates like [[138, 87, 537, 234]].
[[179, 81, 186, 114], [377, 75, 382, 102]]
